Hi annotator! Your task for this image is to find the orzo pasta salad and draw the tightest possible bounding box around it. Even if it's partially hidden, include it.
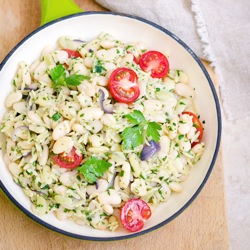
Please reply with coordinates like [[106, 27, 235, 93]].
[[0, 33, 205, 232]]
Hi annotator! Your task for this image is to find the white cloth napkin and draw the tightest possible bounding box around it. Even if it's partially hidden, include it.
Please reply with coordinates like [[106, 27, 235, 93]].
[[96, 0, 250, 121]]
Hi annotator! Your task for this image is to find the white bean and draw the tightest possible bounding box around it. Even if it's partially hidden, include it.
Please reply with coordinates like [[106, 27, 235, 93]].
[[98, 189, 121, 205], [29, 125, 46, 134], [179, 139, 191, 152], [52, 50, 68, 64], [52, 120, 70, 140], [100, 39, 116, 49], [88, 134, 103, 147], [178, 123, 192, 135], [53, 136, 74, 154], [169, 182, 183, 192], [119, 53, 134, 67], [178, 71, 189, 84], [38, 145, 49, 166], [103, 204, 114, 215], [88, 146, 109, 154], [96, 219, 108, 230], [158, 135, 170, 159], [78, 107, 103, 121], [8, 162, 22, 176], [88, 120, 103, 134], [119, 162, 131, 189], [129, 154, 141, 178], [55, 208, 68, 221], [72, 123, 87, 134], [54, 184, 68, 195], [192, 143, 204, 154], [59, 170, 77, 187], [143, 99, 162, 112], [77, 94, 92, 108], [28, 111, 44, 124], [33, 61, 47, 80], [5, 91, 22, 108], [13, 101, 27, 113], [93, 75, 108, 87], [73, 62, 89, 75], [175, 83, 195, 99], [3, 153, 11, 166], [187, 127, 197, 139]]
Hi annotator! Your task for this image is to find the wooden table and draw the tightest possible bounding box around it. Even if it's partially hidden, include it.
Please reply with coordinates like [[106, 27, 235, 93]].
[[0, 1, 229, 249]]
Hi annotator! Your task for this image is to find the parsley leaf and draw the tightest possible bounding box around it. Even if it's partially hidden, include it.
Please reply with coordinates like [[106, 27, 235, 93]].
[[52, 111, 61, 121], [121, 125, 144, 150], [125, 110, 146, 125], [77, 157, 112, 184], [50, 64, 66, 88], [65, 74, 90, 86], [121, 110, 162, 150], [49, 64, 89, 90], [146, 122, 161, 142]]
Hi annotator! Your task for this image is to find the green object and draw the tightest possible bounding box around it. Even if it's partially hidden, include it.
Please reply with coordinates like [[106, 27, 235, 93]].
[[78, 157, 112, 184], [121, 110, 162, 150], [49, 64, 89, 90], [40, 0, 83, 26]]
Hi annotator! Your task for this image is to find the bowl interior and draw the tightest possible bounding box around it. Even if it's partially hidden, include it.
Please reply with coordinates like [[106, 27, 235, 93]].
[[0, 12, 221, 240]]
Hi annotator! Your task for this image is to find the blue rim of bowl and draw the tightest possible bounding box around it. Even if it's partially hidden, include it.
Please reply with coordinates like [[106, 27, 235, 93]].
[[0, 11, 222, 241]]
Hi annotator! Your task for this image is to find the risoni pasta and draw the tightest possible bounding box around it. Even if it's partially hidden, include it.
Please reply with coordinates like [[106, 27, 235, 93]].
[[0, 33, 205, 232]]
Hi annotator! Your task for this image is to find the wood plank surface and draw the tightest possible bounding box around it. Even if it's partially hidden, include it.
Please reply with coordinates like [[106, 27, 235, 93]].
[[0, 1, 228, 249]]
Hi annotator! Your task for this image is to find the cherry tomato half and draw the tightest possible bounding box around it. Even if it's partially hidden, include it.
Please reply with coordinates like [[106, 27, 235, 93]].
[[108, 67, 140, 103], [62, 49, 82, 58], [182, 111, 204, 147], [120, 198, 151, 232], [139, 50, 169, 78], [53, 147, 83, 169]]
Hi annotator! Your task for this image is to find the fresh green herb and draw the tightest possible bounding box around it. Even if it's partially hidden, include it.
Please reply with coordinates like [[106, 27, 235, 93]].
[[52, 111, 61, 121], [120, 170, 125, 177], [125, 45, 133, 50], [49, 64, 89, 90], [121, 110, 162, 150], [146, 122, 162, 142], [41, 184, 50, 190], [125, 110, 146, 124], [121, 125, 144, 150], [77, 157, 112, 184], [178, 134, 185, 140], [93, 60, 106, 73]]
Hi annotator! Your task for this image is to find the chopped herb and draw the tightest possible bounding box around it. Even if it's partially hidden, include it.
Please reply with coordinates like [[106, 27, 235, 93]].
[[120, 170, 125, 177], [178, 134, 185, 140], [41, 184, 50, 190], [52, 111, 61, 121]]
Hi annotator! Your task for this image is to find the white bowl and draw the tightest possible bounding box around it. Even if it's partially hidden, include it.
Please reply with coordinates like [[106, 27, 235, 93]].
[[0, 12, 221, 241]]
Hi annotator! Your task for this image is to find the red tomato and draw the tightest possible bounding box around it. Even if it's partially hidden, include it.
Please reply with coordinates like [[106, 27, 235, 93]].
[[182, 111, 204, 147], [139, 51, 169, 78], [62, 49, 82, 58], [108, 67, 140, 103], [53, 147, 83, 169], [120, 198, 151, 232]]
